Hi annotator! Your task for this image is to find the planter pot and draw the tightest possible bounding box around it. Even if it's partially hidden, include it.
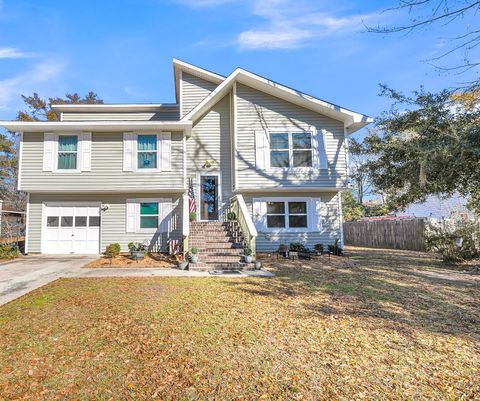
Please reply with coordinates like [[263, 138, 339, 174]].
[[244, 255, 253, 263], [178, 261, 189, 270], [255, 261, 262, 270], [131, 250, 145, 260], [190, 255, 198, 264]]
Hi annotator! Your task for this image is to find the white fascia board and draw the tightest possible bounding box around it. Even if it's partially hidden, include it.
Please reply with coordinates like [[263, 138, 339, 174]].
[[25, 188, 187, 194], [173, 58, 225, 103], [51, 104, 178, 112], [182, 67, 373, 134], [0, 120, 192, 133], [234, 186, 346, 193]]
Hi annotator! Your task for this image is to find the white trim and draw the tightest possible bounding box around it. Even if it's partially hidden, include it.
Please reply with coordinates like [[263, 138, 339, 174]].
[[18, 132, 23, 190], [24, 188, 186, 194], [253, 197, 314, 233], [182, 135, 187, 190], [181, 68, 372, 134], [131, 197, 172, 234], [231, 86, 238, 191], [338, 191, 345, 248], [179, 69, 183, 118], [41, 201, 102, 255], [51, 103, 178, 112], [25, 193, 30, 254], [235, 187, 345, 193], [0, 121, 192, 132], [54, 133, 81, 173], [196, 171, 222, 221]]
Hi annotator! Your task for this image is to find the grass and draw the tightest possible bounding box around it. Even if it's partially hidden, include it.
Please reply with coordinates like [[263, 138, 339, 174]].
[[0, 247, 479, 400]]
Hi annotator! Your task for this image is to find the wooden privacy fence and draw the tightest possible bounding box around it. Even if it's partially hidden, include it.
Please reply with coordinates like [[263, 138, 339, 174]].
[[343, 218, 426, 251]]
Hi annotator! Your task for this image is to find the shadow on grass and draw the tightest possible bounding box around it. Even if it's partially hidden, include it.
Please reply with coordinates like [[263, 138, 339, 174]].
[[226, 248, 480, 339]]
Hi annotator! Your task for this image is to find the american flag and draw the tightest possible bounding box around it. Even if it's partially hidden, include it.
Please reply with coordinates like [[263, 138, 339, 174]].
[[188, 178, 196, 213]]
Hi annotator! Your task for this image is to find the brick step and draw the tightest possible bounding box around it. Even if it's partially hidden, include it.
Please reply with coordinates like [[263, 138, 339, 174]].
[[189, 262, 254, 271], [198, 255, 243, 263], [196, 245, 243, 251], [197, 248, 244, 255], [191, 238, 237, 244]]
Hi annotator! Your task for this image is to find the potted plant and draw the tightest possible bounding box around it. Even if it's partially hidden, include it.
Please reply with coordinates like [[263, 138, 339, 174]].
[[176, 254, 189, 270], [255, 260, 262, 270], [244, 246, 253, 263], [128, 242, 146, 260], [314, 243, 324, 255], [227, 211, 236, 221], [189, 212, 197, 222], [189, 247, 198, 263]]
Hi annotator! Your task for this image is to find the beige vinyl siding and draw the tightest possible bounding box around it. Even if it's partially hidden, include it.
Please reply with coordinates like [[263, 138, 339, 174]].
[[181, 72, 218, 117], [21, 132, 184, 192], [235, 83, 348, 189], [186, 94, 232, 211], [61, 110, 179, 121], [27, 193, 184, 253], [242, 191, 342, 252]]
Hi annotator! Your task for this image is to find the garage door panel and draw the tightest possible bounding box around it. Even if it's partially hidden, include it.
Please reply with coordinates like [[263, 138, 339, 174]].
[[43, 204, 100, 254]]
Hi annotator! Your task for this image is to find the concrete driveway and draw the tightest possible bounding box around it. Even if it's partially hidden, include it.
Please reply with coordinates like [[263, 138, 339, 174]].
[[0, 256, 273, 306], [0, 255, 95, 306]]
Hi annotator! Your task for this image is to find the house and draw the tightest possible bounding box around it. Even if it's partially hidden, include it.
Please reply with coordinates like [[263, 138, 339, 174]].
[[0, 59, 372, 269]]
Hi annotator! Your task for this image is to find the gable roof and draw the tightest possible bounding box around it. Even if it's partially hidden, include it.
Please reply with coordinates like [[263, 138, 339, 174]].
[[180, 64, 372, 134], [173, 58, 225, 104]]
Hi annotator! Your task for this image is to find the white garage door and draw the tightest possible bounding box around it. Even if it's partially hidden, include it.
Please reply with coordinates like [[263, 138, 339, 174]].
[[43, 204, 100, 254]]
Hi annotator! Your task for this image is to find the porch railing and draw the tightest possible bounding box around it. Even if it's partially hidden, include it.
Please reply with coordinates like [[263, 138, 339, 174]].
[[182, 193, 190, 255], [226, 194, 258, 256]]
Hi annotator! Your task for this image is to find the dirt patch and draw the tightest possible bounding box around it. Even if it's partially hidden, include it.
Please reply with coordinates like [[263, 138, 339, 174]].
[[85, 253, 176, 269]]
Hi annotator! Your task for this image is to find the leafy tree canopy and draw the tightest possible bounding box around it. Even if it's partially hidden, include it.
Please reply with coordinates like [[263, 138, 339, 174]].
[[16, 92, 103, 122], [358, 85, 480, 215]]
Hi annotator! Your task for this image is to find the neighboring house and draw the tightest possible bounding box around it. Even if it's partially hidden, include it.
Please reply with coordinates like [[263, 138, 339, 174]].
[[0, 59, 371, 268], [395, 193, 474, 220]]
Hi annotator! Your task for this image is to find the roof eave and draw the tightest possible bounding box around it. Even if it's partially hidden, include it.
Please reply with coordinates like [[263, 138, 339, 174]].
[[0, 120, 192, 133]]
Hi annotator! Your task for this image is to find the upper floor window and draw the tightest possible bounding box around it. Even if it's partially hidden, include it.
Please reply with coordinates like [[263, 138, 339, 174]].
[[137, 134, 157, 169], [270, 132, 312, 168], [58, 135, 78, 170]]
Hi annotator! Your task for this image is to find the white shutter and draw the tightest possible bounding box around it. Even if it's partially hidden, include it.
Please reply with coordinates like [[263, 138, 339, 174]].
[[43, 133, 55, 171], [255, 130, 270, 170], [80, 132, 92, 171], [123, 132, 135, 171], [160, 132, 171, 171], [314, 129, 328, 169], [252, 199, 267, 231], [310, 198, 322, 232], [159, 198, 173, 233], [126, 199, 137, 233]]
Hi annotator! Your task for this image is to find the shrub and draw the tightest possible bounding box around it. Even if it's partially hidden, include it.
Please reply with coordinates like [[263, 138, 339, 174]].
[[244, 246, 253, 256], [105, 243, 121, 258], [314, 243, 324, 253], [128, 242, 146, 252], [328, 244, 344, 256], [189, 212, 197, 222], [227, 211, 236, 221], [190, 247, 198, 255], [289, 242, 306, 252], [0, 244, 19, 260], [426, 220, 480, 262]]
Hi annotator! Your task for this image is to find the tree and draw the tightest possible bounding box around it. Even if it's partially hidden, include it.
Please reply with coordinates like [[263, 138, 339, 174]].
[[348, 138, 373, 204], [358, 85, 480, 215], [367, 0, 480, 86], [1, 92, 103, 210]]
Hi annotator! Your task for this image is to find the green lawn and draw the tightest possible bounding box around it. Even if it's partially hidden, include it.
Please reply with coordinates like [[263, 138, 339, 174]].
[[1, 248, 479, 400]]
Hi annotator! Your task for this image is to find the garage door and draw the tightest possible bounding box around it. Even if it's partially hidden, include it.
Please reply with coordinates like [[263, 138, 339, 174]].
[[43, 204, 100, 254]]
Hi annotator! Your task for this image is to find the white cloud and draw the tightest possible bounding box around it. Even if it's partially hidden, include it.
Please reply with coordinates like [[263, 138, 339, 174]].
[[0, 47, 30, 59], [237, 1, 377, 50], [0, 60, 66, 111]]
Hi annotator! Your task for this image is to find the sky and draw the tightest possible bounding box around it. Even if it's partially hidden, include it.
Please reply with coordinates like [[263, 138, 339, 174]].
[[0, 0, 478, 140]]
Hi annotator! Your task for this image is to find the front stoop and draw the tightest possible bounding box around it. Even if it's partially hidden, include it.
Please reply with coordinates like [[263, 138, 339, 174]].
[[189, 221, 253, 271]]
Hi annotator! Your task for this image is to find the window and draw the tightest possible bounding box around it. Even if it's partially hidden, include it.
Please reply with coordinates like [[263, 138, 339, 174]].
[[75, 216, 87, 227], [89, 216, 100, 227], [140, 202, 159, 229], [47, 216, 59, 227], [270, 132, 312, 168], [58, 135, 78, 169], [266, 200, 308, 229], [137, 134, 157, 169]]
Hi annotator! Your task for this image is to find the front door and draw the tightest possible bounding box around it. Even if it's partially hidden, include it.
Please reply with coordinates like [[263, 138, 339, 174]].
[[200, 175, 219, 221]]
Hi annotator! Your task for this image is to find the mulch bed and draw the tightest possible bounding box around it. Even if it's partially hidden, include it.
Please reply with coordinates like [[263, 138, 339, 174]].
[[85, 253, 177, 269]]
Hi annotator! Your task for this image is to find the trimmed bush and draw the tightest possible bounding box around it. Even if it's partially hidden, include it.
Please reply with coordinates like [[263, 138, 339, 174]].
[[105, 243, 121, 258], [189, 212, 197, 222], [289, 242, 306, 252], [0, 244, 19, 260], [328, 244, 344, 256]]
